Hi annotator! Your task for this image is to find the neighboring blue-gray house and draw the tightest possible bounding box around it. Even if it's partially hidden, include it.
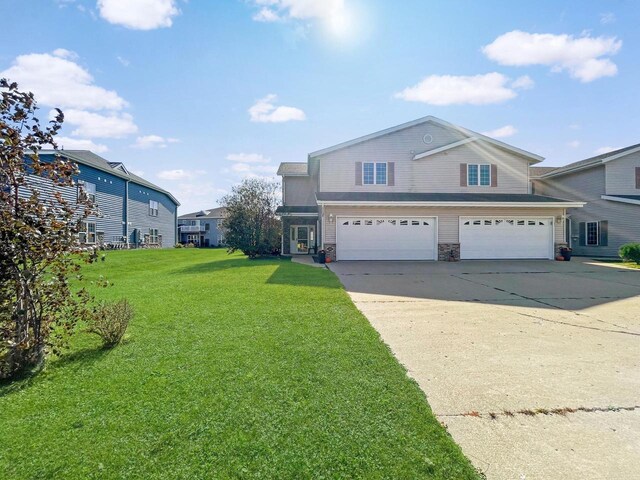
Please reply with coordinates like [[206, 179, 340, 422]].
[[38, 150, 180, 248], [178, 207, 226, 247], [532, 144, 640, 257]]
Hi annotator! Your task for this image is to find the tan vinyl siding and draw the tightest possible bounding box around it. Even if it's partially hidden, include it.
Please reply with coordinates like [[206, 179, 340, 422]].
[[317, 122, 529, 194], [283, 175, 318, 206], [605, 151, 640, 195], [322, 205, 564, 245]]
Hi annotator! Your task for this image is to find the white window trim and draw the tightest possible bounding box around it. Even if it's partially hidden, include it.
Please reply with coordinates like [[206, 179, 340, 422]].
[[149, 200, 159, 217], [79, 221, 97, 244], [363, 162, 388, 185], [586, 221, 599, 246], [468, 164, 491, 187]]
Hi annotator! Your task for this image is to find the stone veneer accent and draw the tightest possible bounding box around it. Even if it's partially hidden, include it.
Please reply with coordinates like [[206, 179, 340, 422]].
[[438, 243, 460, 261], [323, 243, 336, 262]]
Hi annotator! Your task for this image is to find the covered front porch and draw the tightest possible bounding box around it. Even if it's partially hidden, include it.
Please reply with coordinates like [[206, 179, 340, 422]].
[[276, 206, 319, 255]]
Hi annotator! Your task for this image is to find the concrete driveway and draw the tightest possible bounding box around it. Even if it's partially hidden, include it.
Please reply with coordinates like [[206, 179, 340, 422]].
[[328, 259, 640, 480]]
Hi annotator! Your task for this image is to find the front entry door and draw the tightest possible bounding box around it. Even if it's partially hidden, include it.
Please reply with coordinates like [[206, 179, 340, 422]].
[[290, 225, 314, 254]]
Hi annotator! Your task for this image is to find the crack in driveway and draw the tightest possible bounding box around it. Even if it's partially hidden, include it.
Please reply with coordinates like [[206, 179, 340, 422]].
[[437, 405, 640, 419], [451, 274, 640, 337]]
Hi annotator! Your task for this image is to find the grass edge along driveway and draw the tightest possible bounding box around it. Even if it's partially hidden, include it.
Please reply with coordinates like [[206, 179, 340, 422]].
[[0, 249, 479, 479]]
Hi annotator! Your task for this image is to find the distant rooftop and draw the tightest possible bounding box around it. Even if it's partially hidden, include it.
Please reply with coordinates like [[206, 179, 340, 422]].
[[178, 207, 226, 219], [535, 143, 640, 179]]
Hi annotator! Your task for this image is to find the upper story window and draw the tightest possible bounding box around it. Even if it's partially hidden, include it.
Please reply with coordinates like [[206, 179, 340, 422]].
[[78, 181, 96, 203], [468, 164, 491, 186], [149, 200, 159, 217], [363, 162, 387, 185]]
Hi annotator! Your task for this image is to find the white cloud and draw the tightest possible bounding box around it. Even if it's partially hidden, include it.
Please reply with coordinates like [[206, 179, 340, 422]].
[[594, 146, 621, 155], [230, 163, 278, 175], [97, 0, 180, 30], [600, 12, 616, 25], [482, 125, 517, 138], [1, 50, 128, 111], [482, 31, 622, 82], [253, 7, 280, 22], [52, 48, 78, 60], [63, 109, 138, 138], [157, 169, 205, 181], [132, 135, 180, 149], [249, 94, 306, 122], [569, 123, 581, 130], [131, 169, 145, 177], [395, 72, 525, 106], [226, 153, 270, 163], [511, 75, 535, 90], [567, 140, 581, 148], [55, 136, 109, 153], [116, 56, 130, 67], [251, 0, 344, 21]]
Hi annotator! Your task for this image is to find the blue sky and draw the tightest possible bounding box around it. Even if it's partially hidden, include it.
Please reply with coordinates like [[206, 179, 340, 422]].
[[1, 0, 639, 213]]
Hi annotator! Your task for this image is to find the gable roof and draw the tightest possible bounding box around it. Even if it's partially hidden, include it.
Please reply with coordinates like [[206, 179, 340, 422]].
[[40, 149, 180, 205], [277, 162, 308, 176], [536, 143, 640, 179], [308, 115, 544, 163], [178, 207, 226, 219]]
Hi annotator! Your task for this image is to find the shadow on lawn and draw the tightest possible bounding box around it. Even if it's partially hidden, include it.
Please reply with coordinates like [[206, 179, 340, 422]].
[[172, 255, 340, 289], [0, 345, 111, 397]]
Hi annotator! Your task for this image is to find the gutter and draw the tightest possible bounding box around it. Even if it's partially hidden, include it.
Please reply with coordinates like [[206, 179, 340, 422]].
[[601, 195, 640, 206]]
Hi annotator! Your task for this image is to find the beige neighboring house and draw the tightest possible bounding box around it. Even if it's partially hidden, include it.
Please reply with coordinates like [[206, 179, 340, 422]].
[[532, 144, 640, 257], [276, 116, 583, 261]]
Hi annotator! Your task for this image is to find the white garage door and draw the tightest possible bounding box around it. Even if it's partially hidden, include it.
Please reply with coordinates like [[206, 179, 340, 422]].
[[460, 217, 554, 260], [337, 217, 437, 261]]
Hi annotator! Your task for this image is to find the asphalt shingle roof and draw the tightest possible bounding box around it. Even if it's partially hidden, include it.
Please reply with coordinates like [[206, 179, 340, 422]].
[[277, 162, 308, 176], [275, 206, 318, 214], [178, 207, 226, 219], [538, 143, 640, 178], [315, 192, 575, 203], [41, 149, 180, 205]]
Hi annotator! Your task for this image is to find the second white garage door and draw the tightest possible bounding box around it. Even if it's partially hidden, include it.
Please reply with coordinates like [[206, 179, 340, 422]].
[[459, 217, 554, 260], [337, 217, 437, 261]]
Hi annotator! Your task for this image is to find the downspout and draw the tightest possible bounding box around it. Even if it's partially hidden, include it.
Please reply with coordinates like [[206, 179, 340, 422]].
[[125, 180, 130, 248]]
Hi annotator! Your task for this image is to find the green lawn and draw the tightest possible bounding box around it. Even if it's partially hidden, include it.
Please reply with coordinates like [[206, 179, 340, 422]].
[[0, 249, 479, 479]]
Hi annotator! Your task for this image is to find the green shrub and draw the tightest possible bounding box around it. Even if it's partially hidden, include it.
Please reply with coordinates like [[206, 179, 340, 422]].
[[619, 243, 640, 264], [174, 243, 184, 248], [87, 299, 134, 348]]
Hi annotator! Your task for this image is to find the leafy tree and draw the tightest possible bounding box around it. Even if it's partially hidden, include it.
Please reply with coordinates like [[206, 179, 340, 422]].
[[220, 178, 281, 258], [0, 79, 96, 379]]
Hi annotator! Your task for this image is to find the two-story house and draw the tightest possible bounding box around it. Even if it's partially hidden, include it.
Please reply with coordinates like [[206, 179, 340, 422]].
[[532, 144, 640, 257], [178, 207, 226, 247], [37, 150, 179, 248], [277, 116, 583, 261]]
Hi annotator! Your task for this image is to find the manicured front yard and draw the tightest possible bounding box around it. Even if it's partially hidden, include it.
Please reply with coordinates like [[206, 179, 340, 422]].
[[0, 249, 478, 479]]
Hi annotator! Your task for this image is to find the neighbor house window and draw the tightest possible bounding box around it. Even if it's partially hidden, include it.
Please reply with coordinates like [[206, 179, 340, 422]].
[[149, 200, 159, 216], [78, 181, 96, 203], [363, 162, 387, 185], [468, 164, 491, 186], [149, 228, 159, 244], [586, 221, 599, 245], [79, 221, 96, 244]]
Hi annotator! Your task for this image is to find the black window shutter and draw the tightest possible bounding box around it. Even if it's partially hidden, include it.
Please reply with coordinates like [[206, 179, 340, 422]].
[[355, 162, 362, 186], [579, 222, 586, 246], [599, 220, 608, 247]]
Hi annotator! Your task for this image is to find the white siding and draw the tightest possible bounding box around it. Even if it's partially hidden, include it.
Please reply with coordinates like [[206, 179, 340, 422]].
[[322, 206, 564, 245], [316, 122, 530, 194], [605, 151, 640, 195]]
